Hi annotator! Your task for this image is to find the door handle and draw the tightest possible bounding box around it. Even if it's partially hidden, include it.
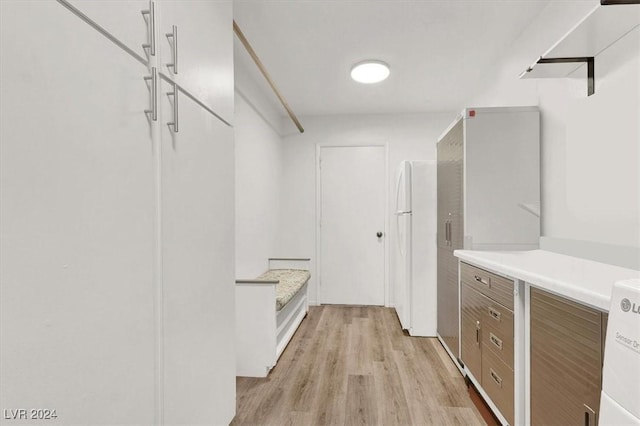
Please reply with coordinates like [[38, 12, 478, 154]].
[[166, 25, 178, 73], [144, 67, 157, 121], [584, 404, 596, 426], [141, 1, 156, 56], [445, 221, 448, 244], [376, 231, 383, 238], [445, 221, 450, 244], [167, 82, 178, 132]]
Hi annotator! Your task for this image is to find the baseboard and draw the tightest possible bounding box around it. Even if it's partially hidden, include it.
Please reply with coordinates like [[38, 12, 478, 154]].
[[467, 379, 501, 426], [436, 334, 464, 375]]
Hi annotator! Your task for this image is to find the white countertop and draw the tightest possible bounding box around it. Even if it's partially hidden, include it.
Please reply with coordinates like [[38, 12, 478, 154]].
[[454, 249, 640, 311]]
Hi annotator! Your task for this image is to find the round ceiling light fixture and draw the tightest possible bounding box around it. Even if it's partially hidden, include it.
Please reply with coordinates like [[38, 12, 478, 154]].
[[350, 60, 390, 84]]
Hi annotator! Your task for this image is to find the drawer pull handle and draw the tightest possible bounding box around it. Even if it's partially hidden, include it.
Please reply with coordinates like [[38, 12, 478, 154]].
[[476, 320, 480, 344], [474, 275, 490, 287], [488, 307, 501, 321], [584, 404, 596, 426], [489, 332, 503, 350], [490, 368, 502, 388]]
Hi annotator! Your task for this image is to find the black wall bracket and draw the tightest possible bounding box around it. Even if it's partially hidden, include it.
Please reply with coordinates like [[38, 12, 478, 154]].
[[601, 0, 640, 5], [533, 57, 595, 96]]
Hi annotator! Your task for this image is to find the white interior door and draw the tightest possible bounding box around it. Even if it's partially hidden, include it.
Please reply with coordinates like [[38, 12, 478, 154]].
[[320, 146, 386, 305]]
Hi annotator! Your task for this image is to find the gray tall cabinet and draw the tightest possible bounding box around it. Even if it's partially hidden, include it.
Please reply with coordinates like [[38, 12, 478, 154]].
[[437, 119, 464, 357], [436, 107, 540, 362]]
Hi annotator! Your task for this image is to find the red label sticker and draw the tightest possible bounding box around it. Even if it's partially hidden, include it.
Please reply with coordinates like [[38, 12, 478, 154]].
[[468, 110, 476, 118]]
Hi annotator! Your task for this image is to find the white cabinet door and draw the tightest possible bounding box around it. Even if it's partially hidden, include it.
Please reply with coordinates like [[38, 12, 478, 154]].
[[65, 0, 151, 61], [157, 0, 234, 124], [159, 80, 236, 425], [1, 2, 156, 425]]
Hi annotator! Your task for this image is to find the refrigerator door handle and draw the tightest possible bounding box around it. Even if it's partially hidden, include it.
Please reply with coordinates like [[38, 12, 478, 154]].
[[395, 167, 403, 213], [395, 166, 408, 256], [397, 213, 406, 256]]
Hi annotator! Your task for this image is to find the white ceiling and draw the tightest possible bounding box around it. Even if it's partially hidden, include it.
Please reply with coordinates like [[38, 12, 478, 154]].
[[233, 0, 551, 117]]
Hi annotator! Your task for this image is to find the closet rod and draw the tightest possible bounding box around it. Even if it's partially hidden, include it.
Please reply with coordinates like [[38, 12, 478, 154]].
[[233, 21, 304, 134]]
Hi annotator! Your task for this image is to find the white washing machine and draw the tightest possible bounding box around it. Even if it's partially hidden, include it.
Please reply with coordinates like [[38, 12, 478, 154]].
[[600, 279, 640, 425]]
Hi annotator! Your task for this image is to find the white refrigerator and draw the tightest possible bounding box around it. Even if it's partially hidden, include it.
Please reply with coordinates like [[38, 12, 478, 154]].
[[394, 160, 437, 336]]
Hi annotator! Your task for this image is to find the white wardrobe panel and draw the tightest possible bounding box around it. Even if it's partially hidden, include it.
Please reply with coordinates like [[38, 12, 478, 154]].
[[160, 79, 236, 426], [157, 0, 234, 124], [65, 0, 151, 61], [1, 2, 155, 424]]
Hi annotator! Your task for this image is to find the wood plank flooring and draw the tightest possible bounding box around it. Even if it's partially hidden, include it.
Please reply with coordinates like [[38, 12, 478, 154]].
[[232, 305, 486, 425]]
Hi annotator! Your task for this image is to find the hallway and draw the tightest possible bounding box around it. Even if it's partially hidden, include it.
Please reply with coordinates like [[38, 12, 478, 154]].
[[232, 306, 485, 425]]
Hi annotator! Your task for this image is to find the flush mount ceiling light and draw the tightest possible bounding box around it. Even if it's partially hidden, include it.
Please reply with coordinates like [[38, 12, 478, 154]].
[[350, 60, 390, 84]]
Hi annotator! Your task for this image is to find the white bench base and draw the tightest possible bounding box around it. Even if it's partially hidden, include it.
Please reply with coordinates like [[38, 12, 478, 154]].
[[235, 258, 310, 377]]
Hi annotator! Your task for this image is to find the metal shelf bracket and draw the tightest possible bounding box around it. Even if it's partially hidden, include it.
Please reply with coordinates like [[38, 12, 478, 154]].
[[527, 56, 595, 96]]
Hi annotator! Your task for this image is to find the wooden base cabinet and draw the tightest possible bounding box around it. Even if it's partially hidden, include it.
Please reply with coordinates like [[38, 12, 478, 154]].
[[530, 288, 605, 426], [460, 263, 515, 425]]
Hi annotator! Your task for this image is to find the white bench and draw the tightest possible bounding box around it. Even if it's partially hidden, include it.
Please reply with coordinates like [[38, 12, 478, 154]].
[[235, 258, 310, 377]]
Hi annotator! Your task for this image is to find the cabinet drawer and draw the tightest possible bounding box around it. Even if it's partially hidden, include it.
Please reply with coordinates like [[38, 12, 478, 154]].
[[482, 301, 514, 368], [482, 344, 514, 426], [461, 262, 514, 310]]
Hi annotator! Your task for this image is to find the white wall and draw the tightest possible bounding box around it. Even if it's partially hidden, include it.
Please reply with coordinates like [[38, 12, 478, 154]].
[[468, 1, 640, 266], [234, 92, 285, 278], [279, 113, 454, 305], [234, 37, 293, 278]]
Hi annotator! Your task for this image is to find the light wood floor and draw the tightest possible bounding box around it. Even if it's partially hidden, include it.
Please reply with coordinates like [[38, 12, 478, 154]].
[[232, 305, 486, 426]]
